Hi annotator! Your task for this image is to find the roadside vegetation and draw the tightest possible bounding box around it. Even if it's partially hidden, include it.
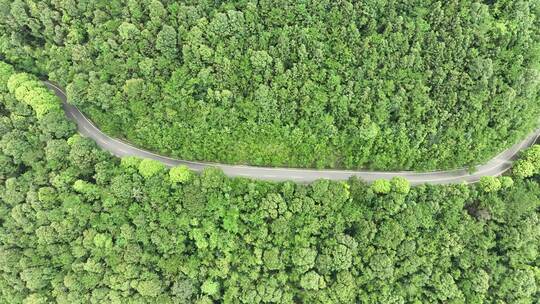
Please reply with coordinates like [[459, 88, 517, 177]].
[[1, 1, 539, 169], [1, 62, 539, 303]]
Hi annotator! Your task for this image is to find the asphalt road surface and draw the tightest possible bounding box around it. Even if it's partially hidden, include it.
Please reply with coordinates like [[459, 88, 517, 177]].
[[44, 81, 540, 185]]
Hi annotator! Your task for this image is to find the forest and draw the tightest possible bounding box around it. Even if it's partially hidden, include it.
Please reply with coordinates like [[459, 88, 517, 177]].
[[1, 61, 539, 303], [1, 0, 539, 170]]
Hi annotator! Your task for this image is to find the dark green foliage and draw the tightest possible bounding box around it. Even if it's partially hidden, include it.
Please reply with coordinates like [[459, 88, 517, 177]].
[[1, 1, 539, 170], [0, 62, 539, 303]]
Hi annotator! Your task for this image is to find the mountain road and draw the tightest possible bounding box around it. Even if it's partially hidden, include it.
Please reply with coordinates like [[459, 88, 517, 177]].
[[44, 81, 540, 185]]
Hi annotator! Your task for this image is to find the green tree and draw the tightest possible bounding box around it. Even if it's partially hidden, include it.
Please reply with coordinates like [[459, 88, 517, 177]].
[[118, 22, 140, 40], [0, 62, 15, 91], [250, 50, 273, 69], [391, 176, 410, 194], [138, 159, 165, 178], [263, 248, 282, 270], [0, 153, 17, 180], [156, 25, 178, 58], [479, 176, 501, 193], [512, 160, 534, 178], [67, 135, 105, 175], [300, 271, 326, 291], [135, 279, 162, 297], [169, 165, 191, 183], [499, 176, 514, 189], [44, 139, 70, 170], [513, 145, 540, 179], [201, 279, 220, 296], [148, 0, 166, 23], [120, 156, 142, 169], [23, 293, 48, 304], [292, 247, 317, 272], [371, 179, 391, 194], [38, 110, 76, 139]]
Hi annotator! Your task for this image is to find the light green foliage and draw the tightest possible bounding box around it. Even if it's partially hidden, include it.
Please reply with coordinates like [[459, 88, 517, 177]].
[[7, 73, 33, 94], [479, 176, 501, 193], [73, 179, 100, 199], [300, 271, 326, 291], [37, 187, 56, 204], [317, 234, 357, 274], [201, 280, 219, 296], [123, 78, 144, 99], [513, 160, 535, 179], [8, 73, 61, 118], [120, 156, 142, 169], [513, 145, 540, 178], [138, 158, 165, 178], [66, 134, 81, 146], [195, 296, 213, 304], [169, 165, 191, 183], [191, 228, 208, 250], [14, 80, 40, 101], [371, 179, 391, 194], [135, 280, 162, 297], [250, 50, 273, 69], [263, 248, 282, 270], [391, 176, 410, 194], [499, 176, 514, 189], [23, 293, 48, 304], [148, 0, 166, 22], [292, 247, 317, 271], [118, 22, 139, 40], [93, 233, 112, 249]]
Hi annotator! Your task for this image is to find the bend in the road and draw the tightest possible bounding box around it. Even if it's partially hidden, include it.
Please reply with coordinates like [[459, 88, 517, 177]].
[[44, 81, 540, 185]]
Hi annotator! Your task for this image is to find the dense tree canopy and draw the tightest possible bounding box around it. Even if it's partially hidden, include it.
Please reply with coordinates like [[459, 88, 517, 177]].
[[0, 1, 539, 170], [1, 61, 539, 303]]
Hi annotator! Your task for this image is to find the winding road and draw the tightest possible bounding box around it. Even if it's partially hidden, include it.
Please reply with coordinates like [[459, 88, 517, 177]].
[[44, 81, 540, 185]]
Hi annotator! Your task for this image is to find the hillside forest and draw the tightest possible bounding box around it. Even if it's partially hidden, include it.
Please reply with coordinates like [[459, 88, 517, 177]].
[[1, 61, 539, 303], [1, 0, 539, 169]]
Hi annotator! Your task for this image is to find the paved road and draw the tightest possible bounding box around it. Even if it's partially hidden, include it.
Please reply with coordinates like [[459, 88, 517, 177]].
[[44, 81, 540, 185]]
